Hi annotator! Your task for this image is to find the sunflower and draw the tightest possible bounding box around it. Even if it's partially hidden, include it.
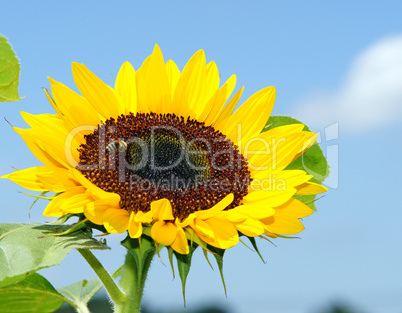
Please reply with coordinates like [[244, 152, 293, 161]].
[[2, 45, 327, 255]]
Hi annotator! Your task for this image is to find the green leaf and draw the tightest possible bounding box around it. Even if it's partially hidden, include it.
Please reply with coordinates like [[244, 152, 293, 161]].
[[0, 35, 21, 102], [0, 223, 109, 287], [58, 267, 121, 310], [173, 245, 197, 306], [264, 115, 329, 210], [263, 115, 305, 131], [0, 273, 66, 313], [208, 246, 227, 295]]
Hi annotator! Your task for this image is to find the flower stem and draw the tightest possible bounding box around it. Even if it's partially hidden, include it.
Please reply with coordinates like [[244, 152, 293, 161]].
[[114, 236, 156, 313], [75, 302, 91, 313], [78, 249, 126, 305]]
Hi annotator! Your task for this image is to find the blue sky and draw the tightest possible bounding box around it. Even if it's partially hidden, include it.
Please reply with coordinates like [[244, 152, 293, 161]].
[[1, 1, 402, 312]]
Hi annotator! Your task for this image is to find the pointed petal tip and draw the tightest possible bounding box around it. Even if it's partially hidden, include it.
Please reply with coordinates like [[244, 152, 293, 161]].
[[119, 61, 135, 72], [71, 62, 87, 72], [152, 43, 164, 56], [191, 49, 206, 62], [47, 76, 57, 85]]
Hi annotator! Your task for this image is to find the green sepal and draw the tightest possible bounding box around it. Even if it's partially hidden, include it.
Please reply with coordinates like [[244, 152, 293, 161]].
[[173, 244, 197, 306], [49, 218, 91, 236], [0, 273, 68, 313], [208, 246, 227, 296], [247, 236, 266, 263], [264, 115, 330, 210], [24, 191, 51, 216], [0, 223, 109, 287], [120, 236, 156, 285], [50, 213, 80, 225], [259, 234, 276, 246], [82, 217, 108, 234], [202, 248, 214, 270], [167, 247, 175, 279], [0, 35, 22, 102], [118, 236, 156, 312]]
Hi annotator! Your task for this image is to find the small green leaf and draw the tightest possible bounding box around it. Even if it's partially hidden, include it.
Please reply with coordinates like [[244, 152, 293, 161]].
[[264, 115, 329, 210], [0, 223, 109, 287], [0, 273, 66, 313], [58, 267, 121, 309], [0, 35, 21, 102], [208, 246, 227, 295], [173, 245, 197, 306]]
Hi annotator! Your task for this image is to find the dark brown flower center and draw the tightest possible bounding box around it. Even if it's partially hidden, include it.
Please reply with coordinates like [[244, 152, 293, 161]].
[[78, 112, 251, 219]]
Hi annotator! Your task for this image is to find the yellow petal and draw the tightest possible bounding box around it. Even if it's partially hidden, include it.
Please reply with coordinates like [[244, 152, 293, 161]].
[[166, 59, 180, 98], [135, 55, 151, 113], [260, 198, 314, 235], [17, 112, 80, 168], [191, 218, 214, 239], [151, 220, 177, 246], [43, 186, 86, 217], [114, 61, 137, 115], [222, 87, 276, 144], [224, 211, 247, 223], [84, 198, 117, 225], [213, 87, 244, 130], [194, 193, 234, 220], [60, 192, 91, 214], [262, 214, 305, 235], [235, 218, 264, 237], [201, 74, 236, 125], [70, 169, 121, 204], [200, 216, 239, 249], [173, 50, 207, 119], [14, 128, 65, 169], [171, 224, 189, 254], [243, 189, 296, 207], [249, 131, 317, 170], [1, 167, 49, 191], [249, 169, 312, 193], [37, 168, 79, 192], [43, 196, 67, 217], [72, 63, 124, 119], [275, 198, 314, 219], [135, 210, 153, 224], [243, 124, 307, 160], [48, 77, 102, 127], [204, 61, 220, 103], [128, 212, 143, 238], [232, 204, 275, 219], [193, 61, 220, 122], [103, 208, 130, 233], [295, 182, 328, 195], [150, 198, 174, 220], [136, 44, 171, 114]]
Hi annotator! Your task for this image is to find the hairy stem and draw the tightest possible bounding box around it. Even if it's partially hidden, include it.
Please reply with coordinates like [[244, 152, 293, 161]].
[[78, 249, 126, 305]]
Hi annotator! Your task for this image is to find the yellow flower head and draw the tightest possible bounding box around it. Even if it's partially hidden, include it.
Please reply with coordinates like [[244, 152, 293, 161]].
[[2, 45, 327, 254]]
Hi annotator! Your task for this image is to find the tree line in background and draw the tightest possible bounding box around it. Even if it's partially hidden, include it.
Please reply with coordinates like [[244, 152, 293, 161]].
[[55, 294, 365, 313]]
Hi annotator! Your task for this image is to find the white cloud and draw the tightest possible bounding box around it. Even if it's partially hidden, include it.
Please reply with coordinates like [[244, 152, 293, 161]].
[[292, 35, 402, 134]]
